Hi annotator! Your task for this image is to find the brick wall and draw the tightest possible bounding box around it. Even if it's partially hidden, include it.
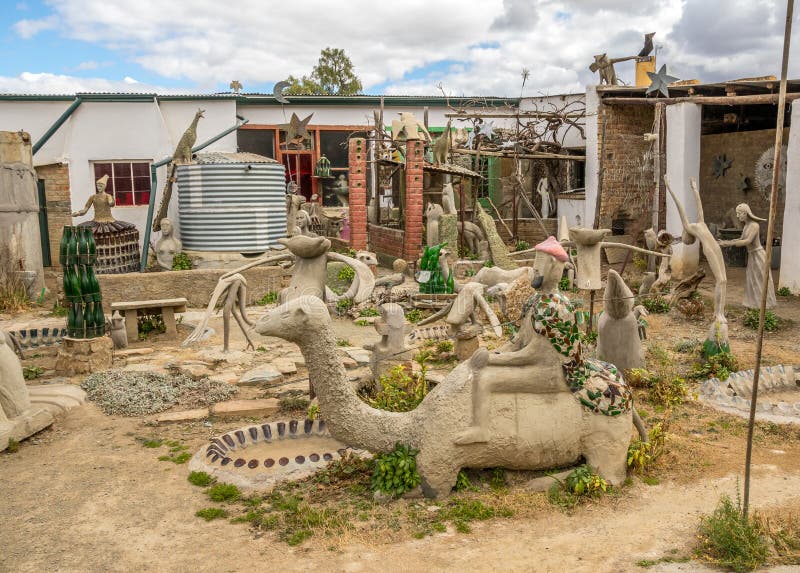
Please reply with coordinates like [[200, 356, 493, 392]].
[[699, 128, 788, 236], [404, 139, 424, 262], [596, 103, 656, 232], [348, 137, 367, 251], [497, 218, 558, 245], [368, 223, 405, 262], [35, 163, 72, 266]]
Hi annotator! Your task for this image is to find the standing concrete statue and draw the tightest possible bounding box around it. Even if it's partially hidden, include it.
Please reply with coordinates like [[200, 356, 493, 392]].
[[426, 203, 444, 247], [332, 174, 349, 208], [364, 303, 414, 382], [537, 177, 553, 219], [155, 218, 182, 270], [597, 270, 644, 372], [391, 112, 432, 142], [718, 203, 776, 309], [665, 177, 729, 350], [643, 228, 673, 293], [286, 184, 305, 236], [109, 311, 128, 349], [441, 182, 457, 215]]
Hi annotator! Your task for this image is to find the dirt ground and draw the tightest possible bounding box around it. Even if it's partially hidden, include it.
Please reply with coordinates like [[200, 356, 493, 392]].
[[2, 264, 800, 573]]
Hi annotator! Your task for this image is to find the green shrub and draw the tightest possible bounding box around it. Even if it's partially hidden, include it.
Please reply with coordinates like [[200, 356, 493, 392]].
[[6, 438, 19, 453], [625, 368, 659, 389], [371, 443, 421, 496], [50, 301, 68, 317], [279, 394, 309, 412], [406, 309, 423, 323], [358, 306, 379, 317], [188, 471, 213, 487], [435, 340, 453, 354], [696, 493, 768, 572], [633, 254, 648, 272], [674, 338, 701, 354], [743, 308, 779, 332], [137, 315, 166, 339], [0, 246, 29, 312], [454, 470, 473, 492], [564, 464, 608, 496], [777, 286, 792, 297], [354, 318, 370, 326], [335, 338, 351, 347], [256, 291, 278, 305], [207, 483, 241, 502], [514, 240, 530, 252], [335, 298, 353, 315], [676, 298, 705, 320], [691, 352, 739, 382], [558, 276, 572, 292], [367, 365, 427, 412], [22, 365, 44, 380], [650, 376, 689, 408], [627, 422, 667, 473], [483, 260, 494, 268], [337, 265, 355, 281], [642, 295, 670, 314], [196, 507, 228, 521], [171, 252, 193, 270], [307, 403, 320, 421]]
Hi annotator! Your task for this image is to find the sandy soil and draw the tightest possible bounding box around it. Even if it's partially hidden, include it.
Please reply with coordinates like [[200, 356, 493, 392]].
[[2, 264, 800, 572]]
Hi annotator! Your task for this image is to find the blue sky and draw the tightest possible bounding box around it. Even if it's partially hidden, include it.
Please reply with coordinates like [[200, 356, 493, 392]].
[[0, 1, 795, 96]]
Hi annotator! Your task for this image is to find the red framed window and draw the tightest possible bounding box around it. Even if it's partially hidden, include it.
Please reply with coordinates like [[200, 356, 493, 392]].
[[92, 161, 151, 206]]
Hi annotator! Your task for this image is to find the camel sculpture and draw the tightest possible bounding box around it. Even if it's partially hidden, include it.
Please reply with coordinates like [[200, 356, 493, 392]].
[[254, 237, 637, 498], [183, 234, 374, 351]]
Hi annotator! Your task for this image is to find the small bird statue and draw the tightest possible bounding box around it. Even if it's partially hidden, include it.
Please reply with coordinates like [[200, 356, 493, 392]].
[[638, 32, 656, 57]]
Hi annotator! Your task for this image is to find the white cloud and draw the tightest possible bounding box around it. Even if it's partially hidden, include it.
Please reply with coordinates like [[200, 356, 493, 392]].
[[6, 0, 797, 96], [0, 72, 181, 94], [13, 15, 58, 38]]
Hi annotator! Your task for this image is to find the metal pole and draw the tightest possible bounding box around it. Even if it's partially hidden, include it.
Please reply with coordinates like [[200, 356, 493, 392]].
[[743, 0, 794, 517], [32, 96, 82, 155]]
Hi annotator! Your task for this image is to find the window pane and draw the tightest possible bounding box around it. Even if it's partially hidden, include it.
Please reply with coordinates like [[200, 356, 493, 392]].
[[238, 129, 275, 158], [132, 162, 150, 177], [94, 163, 113, 179], [134, 191, 150, 205], [133, 176, 151, 192], [319, 131, 349, 168], [115, 176, 132, 192], [115, 192, 134, 206], [113, 163, 130, 178]]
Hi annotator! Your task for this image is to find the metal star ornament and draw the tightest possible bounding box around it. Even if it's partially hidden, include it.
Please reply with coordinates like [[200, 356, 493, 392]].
[[711, 154, 734, 178], [477, 120, 495, 139], [646, 64, 679, 97], [279, 113, 313, 144]]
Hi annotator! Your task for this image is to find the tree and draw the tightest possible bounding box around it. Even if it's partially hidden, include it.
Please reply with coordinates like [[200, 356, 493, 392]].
[[285, 47, 362, 95]]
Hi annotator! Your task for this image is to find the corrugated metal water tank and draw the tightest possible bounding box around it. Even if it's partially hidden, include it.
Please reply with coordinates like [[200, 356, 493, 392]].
[[178, 152, 286, 252]]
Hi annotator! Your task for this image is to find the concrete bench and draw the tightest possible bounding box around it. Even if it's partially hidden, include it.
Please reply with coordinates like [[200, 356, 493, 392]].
[[110, 298, 187, 341]]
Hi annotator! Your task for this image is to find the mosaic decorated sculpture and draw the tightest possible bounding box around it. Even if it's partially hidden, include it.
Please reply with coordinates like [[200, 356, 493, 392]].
[[255, 236, 639, 498], [183, 234, 374, 351]]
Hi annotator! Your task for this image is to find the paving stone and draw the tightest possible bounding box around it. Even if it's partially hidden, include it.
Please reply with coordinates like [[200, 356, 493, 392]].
[[154, 408, 210, 423], [342, 356, 357, 369], [273, 359, 298, 375], [179, 363, 215, 380], [115, 347, 155, 357], [238, 366, 284, 386], [212, 398, 280, 418], [209, 372, 241, 385], [343, 347, 370, 366]]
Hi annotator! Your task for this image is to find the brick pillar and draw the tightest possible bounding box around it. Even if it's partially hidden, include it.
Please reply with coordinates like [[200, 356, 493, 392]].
[[348, 137, 367, 251], [404, 139, 424, 263]]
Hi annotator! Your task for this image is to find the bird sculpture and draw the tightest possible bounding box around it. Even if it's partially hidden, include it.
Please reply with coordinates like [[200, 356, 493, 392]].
[[638, 32, 655, 57]]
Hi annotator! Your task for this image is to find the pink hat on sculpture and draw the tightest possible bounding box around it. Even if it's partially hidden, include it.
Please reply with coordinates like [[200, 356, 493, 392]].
[[534, 236, 569, 262]]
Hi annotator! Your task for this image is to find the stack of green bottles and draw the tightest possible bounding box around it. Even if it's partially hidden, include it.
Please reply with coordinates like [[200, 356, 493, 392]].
[[418, 243, 454, 295], [59, 226, 105, 339]]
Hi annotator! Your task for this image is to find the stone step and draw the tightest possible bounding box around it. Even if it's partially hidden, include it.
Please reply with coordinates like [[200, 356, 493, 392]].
[[154, 408, 210, 423], [211, 398, 280, 418]]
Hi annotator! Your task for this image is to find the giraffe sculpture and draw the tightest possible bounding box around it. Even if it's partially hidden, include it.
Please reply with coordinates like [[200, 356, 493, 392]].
[[153, 109, 205, 231]]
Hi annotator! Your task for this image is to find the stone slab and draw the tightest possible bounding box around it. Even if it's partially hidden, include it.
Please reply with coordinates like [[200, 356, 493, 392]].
[[342, 347, 371, 366], [115, 347, 155, 357], [273, 359, 298, 375], [211, 398, 280, 418], [154, 408, 210, 423], [238, 366, 284, 386]]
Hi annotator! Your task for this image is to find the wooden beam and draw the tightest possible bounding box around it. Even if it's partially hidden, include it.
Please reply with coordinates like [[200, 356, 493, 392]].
[[601, 92, 800, 106], [452, 148, 584, 161], [445, 112, 585, 119]]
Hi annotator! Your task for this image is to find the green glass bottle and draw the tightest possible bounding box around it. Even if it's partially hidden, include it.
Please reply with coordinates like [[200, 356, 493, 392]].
[[66, 226, 78, 266], [446, 268, 454, 294], [67, 302, 78, 338], [79, 265, 92, 303], [84, 301, 95, 338], [86, 265, 101, 302], [77, 226, 89, 265], [59, 226, 72, 267], [86, 227, 97, 265], [93, 300, 105, 337]]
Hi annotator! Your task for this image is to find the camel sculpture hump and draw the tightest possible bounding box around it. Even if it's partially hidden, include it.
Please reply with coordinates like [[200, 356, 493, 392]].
[[254, 296, 632, 498]]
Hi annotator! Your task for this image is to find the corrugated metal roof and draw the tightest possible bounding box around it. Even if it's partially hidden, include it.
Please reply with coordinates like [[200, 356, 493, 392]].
[[193, 151, 278, 164]]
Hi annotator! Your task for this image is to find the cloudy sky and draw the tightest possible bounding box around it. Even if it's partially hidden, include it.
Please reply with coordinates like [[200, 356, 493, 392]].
[[0, 0, 795, 96]]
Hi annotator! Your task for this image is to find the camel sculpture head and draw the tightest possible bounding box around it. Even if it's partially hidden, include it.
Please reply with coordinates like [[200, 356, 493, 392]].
[[255, 296, 330, 342]]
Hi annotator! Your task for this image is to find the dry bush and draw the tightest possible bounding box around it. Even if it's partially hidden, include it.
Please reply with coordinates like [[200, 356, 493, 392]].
[[0, 246, 28, 312], [676, 298, 706, 320]]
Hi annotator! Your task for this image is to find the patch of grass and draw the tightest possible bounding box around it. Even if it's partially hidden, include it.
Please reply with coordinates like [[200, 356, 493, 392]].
[[435, 340, 453, 354], [642, 295, 670, 314], [777, 286, 792, 297], [743, 308, 779, 332], [6, 438, 19, 453], [335, 338, 351, 347], [358, 306, 379, 317], [636, 555, 690, 568], [649, 377, 689, 408], [0, 246, 29, 312], [255, 291, 278, 305], [335, 298, 353, 315], [22, 365, 44, 380], [483, 260, 494, 268], [696, 493, 768, 572], [171, 252, 193, 270], [313, 452, 373, 486], [50, 301, 68, 317], [354, 318, 370, 326], [208, 483, 241, 502], [405, 309, 423, 323], [490, 468, 507, 492], [159, 451, 192, 464], [137, 437, 164, 448], [454, 470, 474, 492], [280, 394, 309, 412], [256, 346, 267, 352], [188, 471, 214, 487], [195, 507, 228, 521], [514, 240, 530, 252]]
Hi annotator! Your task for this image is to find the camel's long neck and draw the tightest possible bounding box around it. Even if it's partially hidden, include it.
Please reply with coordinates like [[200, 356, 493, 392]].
[[295, 322, 415, 452]]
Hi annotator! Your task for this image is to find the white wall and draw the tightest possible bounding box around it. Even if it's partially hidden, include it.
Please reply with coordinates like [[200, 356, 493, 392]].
[[557, 197, 586, 229], [665, 102, 702, 279], [780, 100, 800, 293], [0, 100, 75, 165]]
